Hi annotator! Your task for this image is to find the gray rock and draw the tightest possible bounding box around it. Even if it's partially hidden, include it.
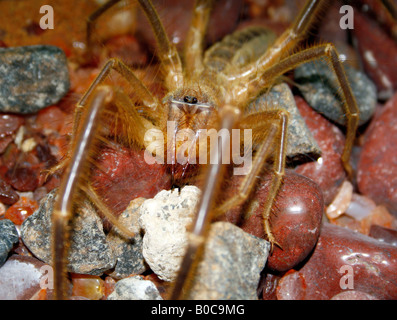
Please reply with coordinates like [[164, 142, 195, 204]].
[[21, 189, 115, 275], [0, 45, 70, 114], [106, 197, 147, 279], [294, 60, 377, 126], [186, 222, 270, 300], [247, 83, 321, 161], [0, 219, 19, 267], [107, 276, 163, 300]]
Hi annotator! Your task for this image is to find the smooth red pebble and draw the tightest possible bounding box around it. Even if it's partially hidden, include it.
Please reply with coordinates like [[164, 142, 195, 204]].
[[219, 169, 324, 272], [5, 197, 39, 225], [36, 105, 67, 132], [0, 114, 24, 138], [276, 223, 397, 300], [352, 10, 397, 100], [0, 178, 19, 205], [92, 145, 171, 217], [0, 136, 14, 154], [369, 224, 397, 247], [258, 273, 281, 300], [294, 96, 346, 205], [4, 167, 39, 192], [357, 93, 397, 217]]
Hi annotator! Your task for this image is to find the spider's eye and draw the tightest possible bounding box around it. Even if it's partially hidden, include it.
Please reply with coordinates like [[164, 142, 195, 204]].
[[183, 96, 198, 104]]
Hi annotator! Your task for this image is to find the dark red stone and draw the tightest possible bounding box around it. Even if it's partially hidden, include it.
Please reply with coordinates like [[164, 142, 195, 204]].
[[4, 167, 39, 192], [352, 10, 397, 100], [357, 93, 397, 216], [36, 105, 67, 133], [258, 273, 281, 300], [0, 178, 19, 205], [0, 136, 14, 154], [0, 114, 24, 138], [276, 223, 397, 300], [219, 169, 324, 272], [91, 145, 171, 217], [369, 224, 397, 247], [294, 96, 346, 205]]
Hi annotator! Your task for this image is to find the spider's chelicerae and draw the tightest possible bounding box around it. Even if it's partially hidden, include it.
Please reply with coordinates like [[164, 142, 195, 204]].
[[51, 0, 369, 300]]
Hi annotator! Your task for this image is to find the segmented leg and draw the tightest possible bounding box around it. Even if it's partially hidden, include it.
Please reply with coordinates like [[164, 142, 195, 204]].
[[221, 0, 358, 176], [226, 0, 327, 87], [52, 58, 159, 299], [85, 0, 183, 89], [170, 105, 241, 300], [52, 86, 113, 300], [86, 0, 121, 51], [253, 43, 359, 177], [137, 0, 183, 89], [214, 109, 289, 249], [49, 57, 158, 175], [184, 0, 214, 78]]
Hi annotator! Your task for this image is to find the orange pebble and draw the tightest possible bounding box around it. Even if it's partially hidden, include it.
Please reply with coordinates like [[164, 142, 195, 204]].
[[71, 274, 104, 300], [5, 197, 39, 225]]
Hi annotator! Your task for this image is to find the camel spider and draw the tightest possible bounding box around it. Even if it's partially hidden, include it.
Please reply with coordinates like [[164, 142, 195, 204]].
[[51, 0, 364, 300]]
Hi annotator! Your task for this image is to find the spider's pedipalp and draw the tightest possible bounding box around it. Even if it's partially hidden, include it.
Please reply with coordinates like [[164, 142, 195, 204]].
[[170, 104, 241, 300], [184, 0, 215, 78]]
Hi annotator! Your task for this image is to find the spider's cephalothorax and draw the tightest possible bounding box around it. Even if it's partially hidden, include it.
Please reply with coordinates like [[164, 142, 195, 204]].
[[52, 0, 366, 299]]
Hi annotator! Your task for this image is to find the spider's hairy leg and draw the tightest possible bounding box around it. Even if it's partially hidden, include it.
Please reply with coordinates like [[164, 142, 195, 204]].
[[85, 0, 183, 90], [226, 0, 327, 83], [255, 110, 288, 251], [138, 0, 183, 90], [215, 109, 288, 251], [86, 0, 122, 52], [170, 105, 241, 300], [48, 57, 158, 176], [381, 0, 397, 39], [52, 66, 157, 299], [254, 44, 359, 177], [213, 115, 280, 217], [184, 0, 214, 77], [52, 86, 113, 300]]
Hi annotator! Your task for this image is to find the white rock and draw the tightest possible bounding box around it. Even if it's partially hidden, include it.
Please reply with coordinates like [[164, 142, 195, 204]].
[[107, 276, 163, 300], [138, 186, 201, 281]]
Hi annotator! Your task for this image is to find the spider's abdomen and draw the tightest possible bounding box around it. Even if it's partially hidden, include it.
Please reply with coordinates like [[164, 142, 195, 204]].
[[203, 26, 277, 74]]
